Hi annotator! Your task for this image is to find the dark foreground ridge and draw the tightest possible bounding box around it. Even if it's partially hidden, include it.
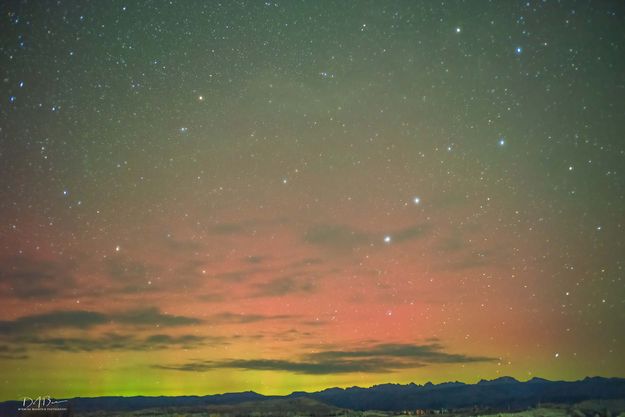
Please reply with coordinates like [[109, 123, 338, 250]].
[[1, 376, 624, 415]]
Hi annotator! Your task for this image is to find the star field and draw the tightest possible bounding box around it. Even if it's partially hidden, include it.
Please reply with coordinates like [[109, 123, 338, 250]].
[[0, 0, 624, 400]]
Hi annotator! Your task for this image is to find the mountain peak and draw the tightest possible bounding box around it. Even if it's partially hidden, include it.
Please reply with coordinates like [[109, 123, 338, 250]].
[[478, 376, 519, 385]]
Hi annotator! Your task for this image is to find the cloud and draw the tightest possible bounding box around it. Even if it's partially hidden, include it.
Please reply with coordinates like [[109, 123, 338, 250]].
[[269, 328, 314, 342], [304, 224, 369, 250], [300, 319, 331, 326], [164, 236, 203, 252], [290, 258, 324, 267], [439, 249, 497, 271], [210, 223, 246, 235], [0, 307, 200, 335], [207, 312, 296, 324], [23, 333, 134, 352], [102, 257, 163, 294], [207, 266, 273, 283], [114, 307, 202, 326], [0, 308, 206, 354], [0, 345, 29, 360], [303, 223, 430, 251], [156, 342, 495, 375], [436, 237, 467, 252], [0, 310, 108, 334], [244, 255, 266, 264], [155, 358, 405, 374], [309, 342, 496, 364], [251, 275, 315, 297], [392, 225, 430, 242], [197, 293, 226, 302], [0, 256, 76, 299], [155, 362, 215, 372], [20, 333, 211, 352], [104, 257, 151, 281], [144, 334, 206, 345], [207, 218, 287, 236]]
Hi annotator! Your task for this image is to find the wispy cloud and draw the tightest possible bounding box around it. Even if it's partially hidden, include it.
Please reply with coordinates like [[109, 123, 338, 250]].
[[251, 275, 316, 297], [310, 342, 495, 364], [114, 307, 201, 326], [206, 312, 296, 324], [244, 255, 266, 264], [392, 225, 430, 242], [0, 307, 201, 335], [209, 222, 247, 235], [155, 358, 406, 374], [163, 236, 203, 252], [0, 308, 206, 355], [303, 223, 430, 251], [304, 224, 369, 250], [156, 342, 495, 374], [21, 333, 211, 352], [0, 310, 108, 334], [0, 344, 29, 360], [0, 256, 76, 299]]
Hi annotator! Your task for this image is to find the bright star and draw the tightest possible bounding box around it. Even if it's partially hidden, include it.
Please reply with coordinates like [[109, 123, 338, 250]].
[[455, 27, 461, 33], [384, 235, 392, 243], [413, 197, 421, 205], [515, 46, 523, 55], [499, 138, 505, 146]]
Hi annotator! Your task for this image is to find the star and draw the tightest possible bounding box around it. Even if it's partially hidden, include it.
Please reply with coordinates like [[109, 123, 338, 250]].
[[115, 245, 121, 252], [413, 197, 421, 205], [455, 27, 461, 33], [384, 235, 392, 244], [515, 46, 523, 55], [498, 137, 506, 146]]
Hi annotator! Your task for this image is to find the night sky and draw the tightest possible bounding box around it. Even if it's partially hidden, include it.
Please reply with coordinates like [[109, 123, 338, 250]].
[[1, 0, 624, 401]]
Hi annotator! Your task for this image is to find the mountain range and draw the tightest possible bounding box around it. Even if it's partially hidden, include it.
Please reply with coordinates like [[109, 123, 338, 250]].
[[1, 376, 624, 414]]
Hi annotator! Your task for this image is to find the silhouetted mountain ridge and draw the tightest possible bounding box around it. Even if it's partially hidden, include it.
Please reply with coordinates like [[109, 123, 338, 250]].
[[1, 376, 624, 414], [301, 376, 625, 410]]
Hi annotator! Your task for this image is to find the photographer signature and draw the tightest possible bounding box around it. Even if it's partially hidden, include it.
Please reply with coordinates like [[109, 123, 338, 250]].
[[22, 396, 68, 409]]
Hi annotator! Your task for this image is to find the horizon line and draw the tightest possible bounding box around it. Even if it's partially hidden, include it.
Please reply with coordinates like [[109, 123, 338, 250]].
[[1, 374, 623, 403]]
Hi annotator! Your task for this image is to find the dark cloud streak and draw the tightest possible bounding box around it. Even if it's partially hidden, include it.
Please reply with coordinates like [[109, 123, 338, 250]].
[[155, 342, 495, 374]]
